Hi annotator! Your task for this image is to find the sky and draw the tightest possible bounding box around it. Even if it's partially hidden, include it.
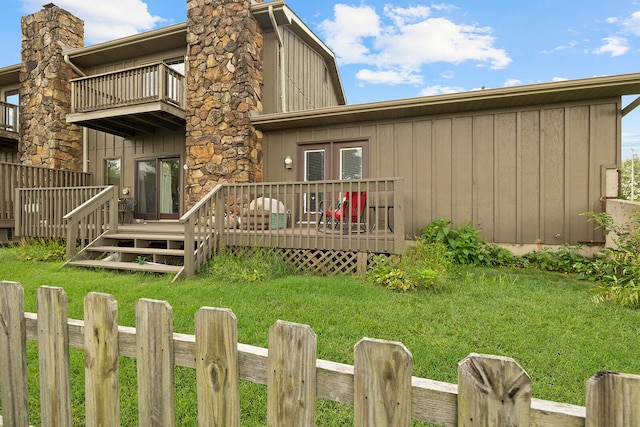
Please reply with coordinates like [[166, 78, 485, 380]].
[[1, 0, 639, 156]]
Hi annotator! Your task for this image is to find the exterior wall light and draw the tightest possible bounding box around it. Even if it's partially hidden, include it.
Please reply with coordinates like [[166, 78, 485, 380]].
[[284, 156, 293, 169]]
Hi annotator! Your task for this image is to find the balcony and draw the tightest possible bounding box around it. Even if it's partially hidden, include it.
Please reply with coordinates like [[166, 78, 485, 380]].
[[0, 101, 18, 149], [67, 62, 186, 137]]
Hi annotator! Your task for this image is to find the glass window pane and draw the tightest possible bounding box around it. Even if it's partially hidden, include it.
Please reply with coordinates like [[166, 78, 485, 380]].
[[137, 160, 157, 215], [341, 147, 362, 180], [106, 158, 121, 188], [305, 150, 325, 181]]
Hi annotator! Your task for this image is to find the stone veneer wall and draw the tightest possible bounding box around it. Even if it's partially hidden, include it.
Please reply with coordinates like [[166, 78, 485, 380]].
[[185, 0, 264, 208], [19, 4, 84, 170]]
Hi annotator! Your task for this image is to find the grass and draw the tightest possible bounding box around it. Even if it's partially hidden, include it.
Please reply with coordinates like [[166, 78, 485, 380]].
[[1, 244, 640, 425]]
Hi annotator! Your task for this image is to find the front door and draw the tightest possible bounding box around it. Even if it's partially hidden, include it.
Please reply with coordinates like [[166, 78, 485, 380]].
[[136, 157, 180, 220], [298, 140, 368, 222]]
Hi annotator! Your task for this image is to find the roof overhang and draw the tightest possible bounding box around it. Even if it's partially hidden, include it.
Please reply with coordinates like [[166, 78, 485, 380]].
[[0, 64, 20, 87], [251, 73, 640, 131]]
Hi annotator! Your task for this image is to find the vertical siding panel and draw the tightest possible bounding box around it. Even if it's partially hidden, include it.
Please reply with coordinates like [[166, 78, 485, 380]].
[[452, 117, 473, 225], [414, 120, 433, 227], [396, 122, 414, 229], [433, 119, 452, 220], [565, 106, 590, 244], [473, 115, 495, 241], [378, 124, 396, 181], [541, 108, 565, 245], [520, 110, 541, 244], [494, 113, 517, 243]]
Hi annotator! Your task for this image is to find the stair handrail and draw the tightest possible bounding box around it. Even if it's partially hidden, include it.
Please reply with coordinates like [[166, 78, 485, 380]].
[[179, 183, 224, 278], [63, 185, 118, 260]]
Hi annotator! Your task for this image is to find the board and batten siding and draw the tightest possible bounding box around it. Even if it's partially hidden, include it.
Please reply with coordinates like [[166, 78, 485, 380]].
[[263, 99, 621, 246], [263, 28, 341, 114], [86, 129, 185, 189]]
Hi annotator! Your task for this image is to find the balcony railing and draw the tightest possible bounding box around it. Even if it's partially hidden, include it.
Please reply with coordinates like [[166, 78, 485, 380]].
[[0, 101, 18, 133], [71, 62, 185, 113]]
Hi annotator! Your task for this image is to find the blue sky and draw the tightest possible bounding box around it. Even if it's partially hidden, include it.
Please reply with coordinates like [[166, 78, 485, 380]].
[[1, 0, 639, 156]]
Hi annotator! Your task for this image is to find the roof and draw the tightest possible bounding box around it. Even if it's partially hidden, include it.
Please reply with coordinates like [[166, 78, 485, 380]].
[[0, 64, 20, 87], [251, 72, 640, 131]]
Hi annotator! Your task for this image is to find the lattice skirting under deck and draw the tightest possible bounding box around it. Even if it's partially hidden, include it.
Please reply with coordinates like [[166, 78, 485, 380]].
[[224, 246, 390, 276]]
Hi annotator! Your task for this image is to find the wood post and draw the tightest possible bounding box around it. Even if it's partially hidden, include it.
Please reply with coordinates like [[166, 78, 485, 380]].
[[586, 371, 640, 426]]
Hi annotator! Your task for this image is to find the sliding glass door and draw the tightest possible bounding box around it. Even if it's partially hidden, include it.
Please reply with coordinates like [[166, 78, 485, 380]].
[[136, 157, 180, 220]]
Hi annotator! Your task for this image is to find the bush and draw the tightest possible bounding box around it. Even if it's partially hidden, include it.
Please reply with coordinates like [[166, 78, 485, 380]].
[[367, 240, 451, 291], [521, 245, 591, 275], [12, 238, 66, 262], [207, 247, 295, 284], [419, 218, 516, 267]]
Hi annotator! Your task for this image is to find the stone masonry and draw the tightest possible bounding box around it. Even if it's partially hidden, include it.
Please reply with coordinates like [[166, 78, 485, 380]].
[[185, 0, 264, 208], [19, 4, 84, 171]]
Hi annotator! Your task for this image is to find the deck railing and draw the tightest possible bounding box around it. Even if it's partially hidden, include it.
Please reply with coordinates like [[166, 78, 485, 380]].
[[62, 186, 118, 259], [4, 282, 640, 426], [180, 178, 404, 278], [71, 62, 185, 113], [14, 186, 110, 242], [0, 101, 18, 132], [0, 162, 92, 224]]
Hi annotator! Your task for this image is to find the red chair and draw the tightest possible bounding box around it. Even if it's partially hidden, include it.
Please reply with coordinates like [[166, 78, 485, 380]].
[[318, 191, 367, 233]]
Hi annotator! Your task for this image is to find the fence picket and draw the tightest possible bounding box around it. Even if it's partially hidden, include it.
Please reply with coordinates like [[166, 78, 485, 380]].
[[0, 281, 29, 427], [195, 307, 240, 427], [267, 320, 317, 426], [458, 353, 531, 426], [354, 338, 412, 426], [37, 286, 72, 427], [136, 299, 176, 427], [84, 292, 120, 426], [586, 371, 640, 426]]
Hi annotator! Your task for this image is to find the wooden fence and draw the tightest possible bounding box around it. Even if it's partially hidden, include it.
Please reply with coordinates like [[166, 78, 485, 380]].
[[2, 282, 639, 426], [0, 162, 92, 224], [14, 186, 109, 240]]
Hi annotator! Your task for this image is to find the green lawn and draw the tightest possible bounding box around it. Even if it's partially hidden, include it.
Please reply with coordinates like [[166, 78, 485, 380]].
[[1, 246, 640, 425]]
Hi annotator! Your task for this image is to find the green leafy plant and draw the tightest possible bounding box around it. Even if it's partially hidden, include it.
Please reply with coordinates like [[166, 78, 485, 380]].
[[13, 238, 66, 262], [207, 247, 295, 284], [367, 240, 451, 291], [580, 211, 640, 308], [420, 218, 516, 267]]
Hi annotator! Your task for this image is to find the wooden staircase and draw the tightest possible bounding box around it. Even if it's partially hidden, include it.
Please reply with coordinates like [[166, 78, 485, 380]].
[[65, 222, 188, 280]]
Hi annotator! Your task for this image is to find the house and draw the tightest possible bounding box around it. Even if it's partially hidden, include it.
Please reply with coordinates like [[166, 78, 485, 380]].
[[1, 0, 639, 278]]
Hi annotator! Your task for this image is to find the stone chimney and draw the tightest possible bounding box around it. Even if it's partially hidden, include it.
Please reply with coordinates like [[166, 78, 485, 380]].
[[185, 0, 264, 207], [19, 4, 84, 170]]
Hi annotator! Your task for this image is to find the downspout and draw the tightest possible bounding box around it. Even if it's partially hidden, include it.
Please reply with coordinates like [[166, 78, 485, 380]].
[[64, 54, 89, 172], [268, 5, 287, 113]]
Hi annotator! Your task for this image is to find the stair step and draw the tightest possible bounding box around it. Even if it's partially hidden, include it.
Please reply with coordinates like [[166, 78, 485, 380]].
[[68, 260, 183, 274], [105, 232, 186, 241], [88, 246, 185, 256]]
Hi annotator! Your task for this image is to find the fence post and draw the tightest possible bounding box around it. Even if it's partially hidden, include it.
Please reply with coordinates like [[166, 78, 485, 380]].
[[0, 281, 30, 427], [267, 320, 317, 427], [195, 307, 240, 427], [136, 299, 176, 427], [37, 286, 73, 427], [84, 292, 120, 426], [458, 353, 531, 426], [586, 371, 640, 426], [354, 338, 412, 426]]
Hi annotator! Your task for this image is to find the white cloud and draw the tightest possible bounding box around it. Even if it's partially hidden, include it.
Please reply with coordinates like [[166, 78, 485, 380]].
[[504, 78, 522, 87], [20, 0, 164, 43], [419, 85, 464, 96], [593, 36, 629, 57], [623, 11, 640, 36], [319, 3, 511, 86], [356, 68, 423, 85]]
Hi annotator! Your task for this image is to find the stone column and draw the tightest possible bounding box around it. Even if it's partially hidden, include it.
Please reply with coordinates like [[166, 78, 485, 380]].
[[19, 4, 84, 170], [185, 0, 264, 208]]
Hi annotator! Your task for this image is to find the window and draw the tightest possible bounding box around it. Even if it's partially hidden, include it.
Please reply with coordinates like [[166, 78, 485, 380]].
[[106, 158, 121, 189]]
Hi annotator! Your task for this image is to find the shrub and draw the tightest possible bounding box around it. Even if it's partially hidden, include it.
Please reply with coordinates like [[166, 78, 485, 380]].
[[521, 245, 591, 275], [207, 247, 295, 284], [367, 240, 451, 291], [419, 218, 516, 267], [580, 211, 640, 308], [12, 238, 66, 262]]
